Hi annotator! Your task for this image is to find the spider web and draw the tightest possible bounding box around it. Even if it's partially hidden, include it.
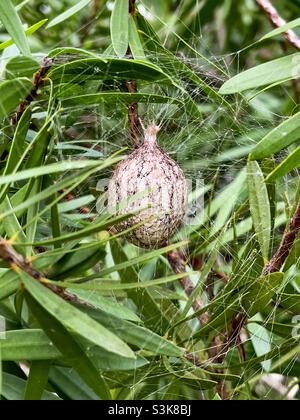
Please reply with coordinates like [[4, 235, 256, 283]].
[[2, 0, 299, 401]]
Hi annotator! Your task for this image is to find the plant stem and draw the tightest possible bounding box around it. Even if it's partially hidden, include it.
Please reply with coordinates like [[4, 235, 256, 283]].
[[167, 250, 209, 325], [11, 57, 53, 125], [0, 238, 90, 306], [263, 200, 300, 274]]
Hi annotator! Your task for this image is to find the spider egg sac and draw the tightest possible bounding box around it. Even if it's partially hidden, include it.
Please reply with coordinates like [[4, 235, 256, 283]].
[[107, 125, 188, 249]]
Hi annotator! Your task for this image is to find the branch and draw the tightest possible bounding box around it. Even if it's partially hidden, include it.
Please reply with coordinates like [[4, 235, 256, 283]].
[[256, 0, 300, 51], [167, 250, 209, 324], [263, 200, 300, 275], [0, 238, 89, 306], [11, 57, 53, 125], [126, 80, 142, 147]]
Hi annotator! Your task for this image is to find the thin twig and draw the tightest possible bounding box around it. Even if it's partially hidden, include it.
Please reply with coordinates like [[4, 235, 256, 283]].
[[126, 80, 142, 147], [0, 238, 89, 306], [256, 0, 300, 51], [167, 250, 209, 324], [263, 200, 300, 275], [11, 57, 53, 126]]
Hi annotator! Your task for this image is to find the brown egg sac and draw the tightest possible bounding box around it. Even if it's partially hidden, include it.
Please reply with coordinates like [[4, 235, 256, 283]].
[[107, 125, 188, 249]]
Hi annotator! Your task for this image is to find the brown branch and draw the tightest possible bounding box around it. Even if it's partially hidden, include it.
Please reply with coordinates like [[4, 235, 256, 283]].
[[0, 238, 89, 306], [263, 200, 300, 275], [11, 57, 53, 126], [256, 0, 300, 51], [210, 200, 300, 372], [126, 80, 142, 147], [167, 250, 209, 325]]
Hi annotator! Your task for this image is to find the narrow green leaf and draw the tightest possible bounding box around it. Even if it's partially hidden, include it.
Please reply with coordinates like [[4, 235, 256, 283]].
[[61, 92, 181, 107], [0, 19, 47, 50], [0, 330, 61, 361], [0, 0, 30, 55], [242, 273, 284, 316], [1, 373, 60, 400], [259, 18, 300, 42], [5, 56, 40, 80], [110, 0, 129, 57], [25, 120, 52, 170], [68, 290, 141, 323], [247, 160, 271, 261], [22, 273, 136, 359], [48, 58, 171, 83], [3, 107, 31, 176], [24, 361, 51, 400], [220, 54, 300, 94], [247, 314, 272, 372], [250, 111, 300, 160], [0, 78, 32, 119], [128, 15, 145, 59], [47, 0, 91, 29], [84, 306, 183, 357], [0, 160, 99, 186], [266, 145, 300, 182], [24, 294, 112, 400], [1, 196, 27, 253], [0, 271, 19, 301], [49, 367, 100, 400]]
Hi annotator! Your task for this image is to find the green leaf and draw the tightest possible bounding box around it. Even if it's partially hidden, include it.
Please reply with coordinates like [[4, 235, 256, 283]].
[[24, 293, 112, 400], [247, 160, 271, 261], [22, 273, 135, 359], [24, 119, 51, 170], [0, 271, 20, 301], [2, 107, 31, 176], [1, 373, 60, 400], [0, 330, 61, 361], [47, 0, 91, 28], [24, 361, 51, 400], [265, 145, 300, 182], [26, 212, 133, 246], [48, 58, 171, 83], [0, 160, 100, 186], [61, 272, 195, 291], [110, 0, 129, 57], [220, 54, 300, 94], [61, 93, 181, 108], [1, 196, 27, 252], [67, 290, 141, 323], [242, 273, 284, 316], [0, 78, 32, 120], [259, 18, 300, 42], [0, 0, 30, 55], [49, 367, 100, 400], [247, 314, 272, 372], [0, 19, 47, 51], [128, 15, 145, 59], [250, 111, 300, 160], [84, 306, 183, 357], [5, 56, 40, 80]]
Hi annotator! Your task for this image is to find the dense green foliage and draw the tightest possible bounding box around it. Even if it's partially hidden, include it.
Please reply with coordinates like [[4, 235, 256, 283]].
[[1, 0, 300, 400]]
